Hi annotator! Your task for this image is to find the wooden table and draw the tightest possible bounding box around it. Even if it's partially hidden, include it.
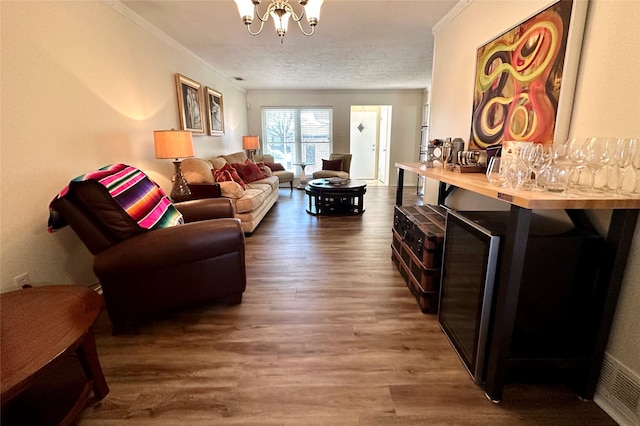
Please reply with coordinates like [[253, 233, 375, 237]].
[[396, 162, 640, 402], [1, 285, 109, 425]]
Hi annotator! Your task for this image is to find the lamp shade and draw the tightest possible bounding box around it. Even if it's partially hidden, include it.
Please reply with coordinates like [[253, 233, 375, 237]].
[[305, 0, 324, 22], [242, 135, 260, 150], [154, 130, 195, 160], [234, 0, 254, 19]]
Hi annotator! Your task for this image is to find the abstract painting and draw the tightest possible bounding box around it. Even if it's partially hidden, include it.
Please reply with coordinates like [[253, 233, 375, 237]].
[[469, 0, 588, 149]]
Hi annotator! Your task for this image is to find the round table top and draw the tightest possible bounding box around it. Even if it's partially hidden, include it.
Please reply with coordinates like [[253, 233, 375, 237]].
[[307, 178, 367, 190], [0, 285, 102, 400]]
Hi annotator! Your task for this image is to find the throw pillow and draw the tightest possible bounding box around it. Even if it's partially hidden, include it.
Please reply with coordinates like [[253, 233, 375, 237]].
[[265, 162, 285, 172], [231, 159, 265, 183], [213, 163, 246, 189], [218, 181, 246, 199], [322, 159, 343, 171], [256, 162, 273, 177]]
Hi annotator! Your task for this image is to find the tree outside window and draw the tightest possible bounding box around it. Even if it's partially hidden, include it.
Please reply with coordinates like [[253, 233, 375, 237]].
[[261, 107, 332, 175]]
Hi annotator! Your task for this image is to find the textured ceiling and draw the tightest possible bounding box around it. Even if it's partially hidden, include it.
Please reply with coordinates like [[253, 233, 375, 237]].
[[121, 0, 458, 91]]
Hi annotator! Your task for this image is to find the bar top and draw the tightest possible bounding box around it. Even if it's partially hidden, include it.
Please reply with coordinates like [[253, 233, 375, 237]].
[[396, 161, 640, 210]]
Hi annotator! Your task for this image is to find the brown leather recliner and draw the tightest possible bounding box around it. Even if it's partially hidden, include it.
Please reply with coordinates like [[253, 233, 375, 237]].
[[51, 180, 246, 334]]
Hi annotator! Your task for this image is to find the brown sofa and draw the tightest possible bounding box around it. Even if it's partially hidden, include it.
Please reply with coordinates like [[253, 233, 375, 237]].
[[51, 180, 246, 334]]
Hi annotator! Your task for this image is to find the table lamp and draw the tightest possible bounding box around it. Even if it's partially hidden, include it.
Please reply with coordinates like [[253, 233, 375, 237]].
[[154, 130, 195, 202], [242, 135, 260, 160]]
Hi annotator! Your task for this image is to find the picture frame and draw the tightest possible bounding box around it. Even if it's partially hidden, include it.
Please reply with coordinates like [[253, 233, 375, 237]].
[[469, 0, 588, 149], [175, 73, 205, 134], [205, 87, 225, 136]]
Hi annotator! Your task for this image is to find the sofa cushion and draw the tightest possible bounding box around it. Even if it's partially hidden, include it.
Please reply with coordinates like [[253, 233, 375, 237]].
[[219, 181, 246, 199], [213, 164, 246, 189], [322, 159, 343, 171], [256, 162, 273, 177], [265, 162, 285, 171], [234, 188, 266, 214], [221, 151, 248, 165], [231, 159, 265, 183], [182, 158, 216, 184], [211, 157, 228, 170]]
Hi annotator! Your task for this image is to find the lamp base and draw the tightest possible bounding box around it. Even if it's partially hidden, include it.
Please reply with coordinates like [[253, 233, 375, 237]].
[[170, 160, 192, 202]]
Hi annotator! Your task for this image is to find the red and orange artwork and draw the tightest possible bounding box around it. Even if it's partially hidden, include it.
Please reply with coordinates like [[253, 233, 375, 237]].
[[470, 1, 573, 149]]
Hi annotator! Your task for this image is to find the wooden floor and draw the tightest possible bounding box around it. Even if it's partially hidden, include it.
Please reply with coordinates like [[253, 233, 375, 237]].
[[81, 186, 616, 425]]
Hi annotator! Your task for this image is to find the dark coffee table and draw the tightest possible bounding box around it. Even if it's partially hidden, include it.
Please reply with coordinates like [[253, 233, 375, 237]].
[[305, 179, 367, 215]]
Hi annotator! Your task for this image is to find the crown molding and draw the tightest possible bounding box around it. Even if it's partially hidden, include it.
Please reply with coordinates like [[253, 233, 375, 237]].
[[432, 0, 474, 35], [102, 0, 245, 92]]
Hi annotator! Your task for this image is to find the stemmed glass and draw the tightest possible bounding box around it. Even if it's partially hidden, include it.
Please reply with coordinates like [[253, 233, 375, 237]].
[[548, 142, 574, 196], [529, 144, 553, 191], [517, 144, 534, 189], [583, 137, 614, 193], [613, 138, 637, 194], [631, 138, 640, 194], [567, 138, 588, 190]]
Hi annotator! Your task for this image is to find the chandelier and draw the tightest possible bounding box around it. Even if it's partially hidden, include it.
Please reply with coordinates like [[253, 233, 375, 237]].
[[234, 0, 324, 43]]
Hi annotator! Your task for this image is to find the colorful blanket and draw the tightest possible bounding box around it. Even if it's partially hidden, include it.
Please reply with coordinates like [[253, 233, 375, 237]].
[[48, 164, 183, 232]]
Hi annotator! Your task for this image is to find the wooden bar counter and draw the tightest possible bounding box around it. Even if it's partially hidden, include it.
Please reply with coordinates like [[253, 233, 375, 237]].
[[395, 161, 640, 403]]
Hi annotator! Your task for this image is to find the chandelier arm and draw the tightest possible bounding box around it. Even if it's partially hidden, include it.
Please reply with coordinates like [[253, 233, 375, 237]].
[[246, 19, 266, 36], [255, 2, 276, 23], [284, 3, 305, 23], [296, 19, 316, 36]]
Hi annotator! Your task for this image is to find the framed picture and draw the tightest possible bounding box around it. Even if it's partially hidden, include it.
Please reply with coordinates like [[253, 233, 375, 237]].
[[175, 74, 205, 134], [469, 0, 588, 149], [206, 87, 225, 136]]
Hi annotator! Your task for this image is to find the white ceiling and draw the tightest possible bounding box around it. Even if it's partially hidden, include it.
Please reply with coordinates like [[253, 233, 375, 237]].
[[120, 0, 459, 91]]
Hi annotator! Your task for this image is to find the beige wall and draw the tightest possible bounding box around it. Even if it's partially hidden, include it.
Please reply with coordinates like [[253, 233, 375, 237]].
[[429, 0, 640, 379], [245, 90, 424, 186], [0, 1, 249, 291]]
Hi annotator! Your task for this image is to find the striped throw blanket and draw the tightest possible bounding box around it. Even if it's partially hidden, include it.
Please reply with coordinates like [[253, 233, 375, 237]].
[[48, 164, 183, 232]]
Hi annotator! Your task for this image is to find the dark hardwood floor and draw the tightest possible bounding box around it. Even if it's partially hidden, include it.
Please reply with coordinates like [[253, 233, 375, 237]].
[[81, 186, 616, 425]]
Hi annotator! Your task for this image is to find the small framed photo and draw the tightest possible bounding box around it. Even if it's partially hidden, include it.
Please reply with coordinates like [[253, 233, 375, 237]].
[[205, 87, 225, 136], [175, 74, 205, 134]]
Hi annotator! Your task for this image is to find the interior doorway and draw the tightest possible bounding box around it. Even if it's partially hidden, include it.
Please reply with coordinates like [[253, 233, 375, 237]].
[[349, 105, 392, 183]]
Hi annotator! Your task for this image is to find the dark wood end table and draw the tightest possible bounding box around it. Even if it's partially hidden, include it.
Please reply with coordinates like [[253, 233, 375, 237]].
[[1, 285, 108, 425]]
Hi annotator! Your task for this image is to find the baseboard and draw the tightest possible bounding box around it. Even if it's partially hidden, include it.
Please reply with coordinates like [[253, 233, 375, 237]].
[[595, 353, 640, 426]]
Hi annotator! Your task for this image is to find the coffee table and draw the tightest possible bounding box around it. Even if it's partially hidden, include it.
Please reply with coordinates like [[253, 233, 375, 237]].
[[305, 178, 367, 215]]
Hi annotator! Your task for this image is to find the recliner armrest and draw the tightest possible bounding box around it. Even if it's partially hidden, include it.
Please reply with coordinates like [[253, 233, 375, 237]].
[[173, 198, 234, 222], [94, 218, 244, 275]]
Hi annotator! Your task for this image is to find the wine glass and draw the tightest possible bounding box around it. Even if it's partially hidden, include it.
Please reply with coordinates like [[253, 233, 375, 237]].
[[583, 137, 614, 193], [566, 137, 588, 190], [529, 144, 553, 191], [614, 138, 637, 194], [631, 138, 640, 194], [518, 143, 536, 190]]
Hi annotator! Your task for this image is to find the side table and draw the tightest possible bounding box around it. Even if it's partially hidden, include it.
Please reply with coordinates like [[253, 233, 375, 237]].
[[1, 285, 109, 425], [293, 162, 313, 190]]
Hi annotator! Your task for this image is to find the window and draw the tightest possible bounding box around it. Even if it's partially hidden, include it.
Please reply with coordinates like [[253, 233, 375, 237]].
[[261, 107, 333, 176]]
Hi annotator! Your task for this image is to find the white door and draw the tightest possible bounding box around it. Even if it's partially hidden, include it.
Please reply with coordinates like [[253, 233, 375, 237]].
[[378, 106, 391, 184], [350, 110, 378, 179]]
